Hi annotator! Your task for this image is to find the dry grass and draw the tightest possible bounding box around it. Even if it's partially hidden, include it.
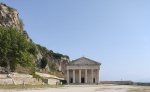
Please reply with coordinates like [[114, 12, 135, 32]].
[[0, 84, 63, 89], [15, 64, 33, 74]]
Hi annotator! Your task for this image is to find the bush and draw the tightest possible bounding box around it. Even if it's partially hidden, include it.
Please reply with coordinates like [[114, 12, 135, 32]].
[[0, 27, 34, 72], [41, 57, 48, 69]]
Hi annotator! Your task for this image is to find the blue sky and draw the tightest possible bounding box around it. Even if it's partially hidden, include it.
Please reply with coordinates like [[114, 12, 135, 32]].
[[1, 0, 150, 82]]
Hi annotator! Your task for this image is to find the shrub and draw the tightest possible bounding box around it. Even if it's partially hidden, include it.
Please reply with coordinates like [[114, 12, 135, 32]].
[[41, 57, 48, 69]]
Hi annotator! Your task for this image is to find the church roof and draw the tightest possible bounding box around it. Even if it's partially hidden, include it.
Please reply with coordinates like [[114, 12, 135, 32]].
[[69, 57, 101, 65]]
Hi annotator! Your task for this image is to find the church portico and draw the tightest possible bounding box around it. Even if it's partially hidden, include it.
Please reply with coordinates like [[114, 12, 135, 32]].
[[66, 57, 101, 84]]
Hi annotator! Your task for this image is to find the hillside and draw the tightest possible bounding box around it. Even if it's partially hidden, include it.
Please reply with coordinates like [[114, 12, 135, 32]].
[[0, 3, 69, 78]]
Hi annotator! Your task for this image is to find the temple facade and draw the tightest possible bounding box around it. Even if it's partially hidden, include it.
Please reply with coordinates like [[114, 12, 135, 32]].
[[66, 57, 101, 84]]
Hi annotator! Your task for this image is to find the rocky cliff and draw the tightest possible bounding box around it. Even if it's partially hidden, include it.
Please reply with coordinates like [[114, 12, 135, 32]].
[[0, 3, 22, 31], [35, 44, 69, 76], [0, 3, 30, 41], [0, 3, 69, 78]]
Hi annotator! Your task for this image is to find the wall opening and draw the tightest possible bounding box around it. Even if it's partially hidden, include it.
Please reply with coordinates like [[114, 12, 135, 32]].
[[81, 77, 85, 83], [70, 78, 73, 83], [93, 78, 95, 83]]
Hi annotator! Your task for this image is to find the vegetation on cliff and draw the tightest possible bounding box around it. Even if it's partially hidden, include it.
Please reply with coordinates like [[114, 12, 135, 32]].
[[36, 44, 69, 60], [0, 26, 35, 73], [0, 26, 69, 75], [36, 44, 69, 78]]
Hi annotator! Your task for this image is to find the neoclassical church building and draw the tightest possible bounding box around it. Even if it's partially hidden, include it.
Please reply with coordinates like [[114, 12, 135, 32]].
[[66, 57, 101, 84]]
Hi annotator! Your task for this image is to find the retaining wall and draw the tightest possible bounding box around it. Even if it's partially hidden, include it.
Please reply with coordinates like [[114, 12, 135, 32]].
[[0, 73, 42, 85]]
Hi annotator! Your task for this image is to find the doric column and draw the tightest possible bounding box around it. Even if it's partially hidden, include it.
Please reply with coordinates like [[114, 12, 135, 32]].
[[91, 69, 93, 83], [85, 69, 87, 83], [73, 69, 75, 83], [79, 69, 81, 83], [67, 69, 69, 84], [97, 69, 99, 84]]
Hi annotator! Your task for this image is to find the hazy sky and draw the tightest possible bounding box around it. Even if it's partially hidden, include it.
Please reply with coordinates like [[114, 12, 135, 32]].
[[1, 0, 150, 82]]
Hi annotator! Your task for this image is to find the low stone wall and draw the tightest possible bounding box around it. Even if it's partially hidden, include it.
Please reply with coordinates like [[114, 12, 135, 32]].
[[0, 78, 13, 85], [0, 74, 7, 79], [0, 73, 42, 85], [12, 73, 32, 78], [0, 73, 32, 79], [100, 81, 133, 85], [13, 77, 42, 85]]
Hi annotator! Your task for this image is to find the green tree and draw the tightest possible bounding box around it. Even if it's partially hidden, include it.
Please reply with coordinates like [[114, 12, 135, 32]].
[[52, 53, 63, 59], [0, 27, 33, 73], [28, 43, 38, 56]]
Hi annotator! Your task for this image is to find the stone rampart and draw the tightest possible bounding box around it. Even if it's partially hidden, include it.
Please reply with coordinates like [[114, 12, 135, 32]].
[[0, 73, 42, 85], [0, 78, 13, 85]]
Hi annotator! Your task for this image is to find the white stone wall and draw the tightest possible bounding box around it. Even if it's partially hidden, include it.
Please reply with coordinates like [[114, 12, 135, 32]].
[[45, 79, 58, 85], [0, 78, 13, 85], [0, 78, 42, 85], [0, 74, 7, 79], [0, 74, 42, 85], [14, 77, 42, 85]]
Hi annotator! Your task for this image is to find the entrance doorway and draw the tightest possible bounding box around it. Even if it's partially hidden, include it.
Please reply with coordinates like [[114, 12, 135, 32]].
[[70, 78, 73, 83], [81, 77, 85, 83], [93, 78, 95, 83]]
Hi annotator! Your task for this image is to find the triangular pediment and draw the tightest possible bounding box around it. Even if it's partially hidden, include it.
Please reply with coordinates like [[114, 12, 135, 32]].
[[70, 57, 101, 65]]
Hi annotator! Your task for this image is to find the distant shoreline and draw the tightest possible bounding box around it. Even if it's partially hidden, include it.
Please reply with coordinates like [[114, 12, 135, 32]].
[[134, 82, 150, 86], [101, 81, 150, 86]]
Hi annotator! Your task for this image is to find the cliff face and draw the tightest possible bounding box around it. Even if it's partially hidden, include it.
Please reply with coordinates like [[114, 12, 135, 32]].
[[0, 3, 30, 41], [0, 3, 22, 31], [0, 3, 69, 77], [36, 44, 69, 75]]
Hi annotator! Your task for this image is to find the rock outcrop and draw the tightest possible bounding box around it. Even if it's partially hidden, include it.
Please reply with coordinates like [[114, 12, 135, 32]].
[[0, 3, 22, 31], [0, 3, 30, 41]]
